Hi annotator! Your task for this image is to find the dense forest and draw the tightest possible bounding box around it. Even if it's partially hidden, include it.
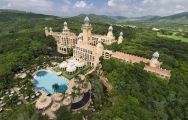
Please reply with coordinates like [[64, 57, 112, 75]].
[[91, 25, 188, 120], [0, 10, 188, 120]]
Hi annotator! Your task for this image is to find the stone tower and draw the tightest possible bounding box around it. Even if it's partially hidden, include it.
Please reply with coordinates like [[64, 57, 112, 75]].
[[96, 39, 104, 57], [107, 25, 113, 38], [45, 27, 49, 36], [62, 21, 70, 36], [118, 32, 123, 44], [150, 51, 160, 68], [49, 27, 53, 33], [81, 16, 93, 44], [63, 21, 68, 30], [77, 33, 83, 45], [106, 25, 114, 45]]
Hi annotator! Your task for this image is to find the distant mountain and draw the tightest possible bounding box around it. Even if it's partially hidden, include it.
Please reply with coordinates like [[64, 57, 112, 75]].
[[0, 9, 26, 13], [144, 12, 188, 26], [109, 16, 128, 21], [0, 9, 57, 20], [131, 15, 160, 21], [160, 12, 188, 20], [69, 14, 117, 24], [69, 14, 162, 23], [1, 9, 188, 29]]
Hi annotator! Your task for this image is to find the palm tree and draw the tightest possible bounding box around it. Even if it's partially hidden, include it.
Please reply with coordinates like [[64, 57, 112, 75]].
[[71, 91, 77, 100], [52, 83, 59, 93]]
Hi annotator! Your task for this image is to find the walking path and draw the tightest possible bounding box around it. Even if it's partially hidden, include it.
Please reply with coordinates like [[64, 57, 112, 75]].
[[85, 67, 96, 76], [99, 76, 112, 92]]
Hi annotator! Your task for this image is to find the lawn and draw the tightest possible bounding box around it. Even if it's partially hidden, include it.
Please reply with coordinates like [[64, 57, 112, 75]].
[[157, 32, 188, 43], [53, 67, 62, 72]]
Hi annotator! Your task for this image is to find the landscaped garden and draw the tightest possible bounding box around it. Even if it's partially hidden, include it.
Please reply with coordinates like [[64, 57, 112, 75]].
[[53, 65, 91, 80], [0, 77, 41, 116]]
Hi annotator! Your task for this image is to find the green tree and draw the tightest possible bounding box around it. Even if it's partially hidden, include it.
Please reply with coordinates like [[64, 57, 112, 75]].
[[52, 83, 59, 93]]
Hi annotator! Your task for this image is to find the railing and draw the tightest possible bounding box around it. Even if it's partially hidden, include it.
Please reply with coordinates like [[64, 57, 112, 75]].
[[71, 91, 91, 110], [35, 86, 50, 94]]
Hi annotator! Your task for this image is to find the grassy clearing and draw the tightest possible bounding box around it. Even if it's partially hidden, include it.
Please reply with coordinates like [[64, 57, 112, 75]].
[[157, 32, 188, 43]]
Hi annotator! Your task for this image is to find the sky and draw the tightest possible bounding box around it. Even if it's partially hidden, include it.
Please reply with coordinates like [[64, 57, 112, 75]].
[[0, 0, 188, 17]]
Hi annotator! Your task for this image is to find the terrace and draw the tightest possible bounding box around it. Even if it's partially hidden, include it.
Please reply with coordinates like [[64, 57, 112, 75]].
[[53, 59, 91, 80]]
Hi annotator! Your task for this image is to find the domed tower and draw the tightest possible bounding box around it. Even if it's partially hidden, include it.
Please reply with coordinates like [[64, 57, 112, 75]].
[[45, 27, 49, 36], [63, 21, 68, 30], [49, 27, 53, 33], [106, 25, 115, 45], [81, 16, 93, 44], [62, 21, 70, 36], [107, 25, 113, 38], [96, 39, 104, 57], [77, 33, 83, 45], [150, 51, 160, 68], [118, 32, 123, 44]]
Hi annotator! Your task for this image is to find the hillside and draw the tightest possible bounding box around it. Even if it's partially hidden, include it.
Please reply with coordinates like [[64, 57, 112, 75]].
[[147, 12, 188, 25], [118, 12, 188, 30], [69, 12, 188, 31], [160, 12, 188, 20], [109, 16, 128, 21], [0, 10, 188, 120], [69, 14, 117, 24]]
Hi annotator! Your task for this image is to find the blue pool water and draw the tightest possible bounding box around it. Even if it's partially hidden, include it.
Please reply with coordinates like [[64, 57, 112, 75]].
[[34, 70, 68, 94]]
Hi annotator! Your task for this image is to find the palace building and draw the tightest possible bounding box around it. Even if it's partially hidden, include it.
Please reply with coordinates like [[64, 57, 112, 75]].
[[44, 16, 171, 78], [45, 16, 123, 68], [45, 22, 77, 54], [45, 16, 124, 55], [73, 34, 104, 68], [73, 17, 104, 68]]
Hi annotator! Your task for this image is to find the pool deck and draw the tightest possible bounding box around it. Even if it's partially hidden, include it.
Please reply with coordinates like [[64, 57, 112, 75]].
[[34, 70, 68, 94], [65, 79, 76, 95], [34, 65, 93, 118]]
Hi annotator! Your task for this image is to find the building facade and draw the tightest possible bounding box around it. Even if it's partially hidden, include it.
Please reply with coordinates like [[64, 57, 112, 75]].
[[73, 18, 104, 68], [144, 51, 171, 79], [45, 16, 123, 68], [45, 22, 77, 54], [44, 17, 171, 78], [45, 16, 124, 55]]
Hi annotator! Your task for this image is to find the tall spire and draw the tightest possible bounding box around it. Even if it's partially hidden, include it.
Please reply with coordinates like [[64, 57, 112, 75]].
[[49, 27, 53, 33], [107, 25, 114, 38], [82, 16, 93, 44], [63, 21, 68, 30], [152, 51, 159, 59], [150, 51, 160, 68], [64, 21, 67, 26], [120, 32, 123, 36], [118, 32, 123, 44], [108, 25, 113, 31], [84, 16, 90, 25]]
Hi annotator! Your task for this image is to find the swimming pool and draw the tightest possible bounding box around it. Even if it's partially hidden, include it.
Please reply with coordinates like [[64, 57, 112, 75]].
[[34, 70, 68, 94]]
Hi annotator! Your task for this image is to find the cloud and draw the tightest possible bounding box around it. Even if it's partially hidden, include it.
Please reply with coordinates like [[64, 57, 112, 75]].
[[0, 0, 188, 17], [107, 0, 116, 7], [103, 0, 188, 17], [7, 3, 12, 7], [142, 0, 153, 4], [74, 1, 87, 8], [0, 0, 54, 13]]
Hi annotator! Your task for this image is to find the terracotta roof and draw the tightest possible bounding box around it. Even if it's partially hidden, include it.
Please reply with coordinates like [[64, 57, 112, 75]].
[[144, 65, 171, 78], [112, 52, 150, 63]]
